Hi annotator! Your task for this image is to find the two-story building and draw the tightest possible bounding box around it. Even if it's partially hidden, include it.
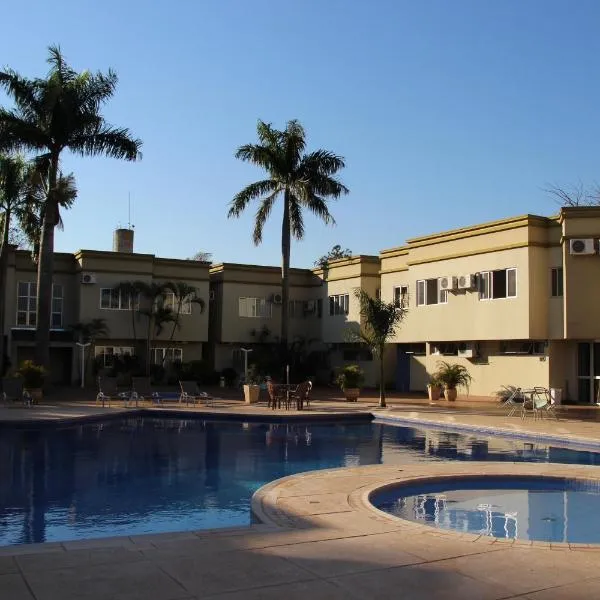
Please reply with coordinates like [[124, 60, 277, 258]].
[[380, 207, 600, 402], [2, 228, 210, 384]]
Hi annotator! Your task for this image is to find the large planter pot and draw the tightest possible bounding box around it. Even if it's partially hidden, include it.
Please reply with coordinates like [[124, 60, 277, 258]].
[[427, 385, 441, 402], [24, 388, 42, 403], [243, 384, 260, 404], [444, 387, 457, 402], [343, 387, 360, 402]]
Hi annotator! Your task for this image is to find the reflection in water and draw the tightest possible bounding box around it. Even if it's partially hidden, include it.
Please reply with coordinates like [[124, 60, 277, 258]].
[[0, 418, 599, 546]]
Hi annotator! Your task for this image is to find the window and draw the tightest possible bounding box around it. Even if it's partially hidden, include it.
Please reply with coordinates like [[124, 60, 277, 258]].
[[403, 343, 426, 356], [479, 268, 517, 300], [288, 300, 304, 318], [163, 292, 192, 314], [51, 284, 63, 328], [430, 342, 459, 356], [95, 346, 134, 368], [17, 281, 37, 327], [393, 285, 409, 308], [329, 294, 349, 316], [151, 347, 183, 364], [551, 267, 563, 297], [500, 341, 547, 355], [100, 288, 137, 310], [238, 297, 271, 318], [16, 282, 63, 328], [415, 279, 447, 306]]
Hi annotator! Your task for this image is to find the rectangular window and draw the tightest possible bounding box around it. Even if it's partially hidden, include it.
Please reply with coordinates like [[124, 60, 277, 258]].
[[100, 288, 136, 310], [430, 342, 459, 356], [151, 347, 183, 364], [500, 340, 547, 355], [551, 267, 564, 297], [393, 285, 409, 308], [238, 297, 271, 318], [328, 294, 349, 316], [479, 268, 517, 300], [16, 282, 63, 328], [416, 280, 426, 306], [416, 279, 445, 306], [95, 346, 134, 368], [163, 291, 192, 314], [288, 300, 304, 318], [17, 281, 37, 327], [51, 284, 63, 329]]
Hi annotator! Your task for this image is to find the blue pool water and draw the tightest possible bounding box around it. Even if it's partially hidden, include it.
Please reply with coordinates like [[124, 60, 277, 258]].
[[1, 416, 600, 546], [371, 476, 600, 544]]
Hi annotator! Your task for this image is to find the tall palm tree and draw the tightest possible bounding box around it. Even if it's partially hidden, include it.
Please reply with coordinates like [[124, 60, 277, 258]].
[[136, 282, 170, 375], [0, 154, 30, 374], [228, 120, 348, 352], [350, 289, 407, 408], [113, 280, 143, 355], [70, 317, 110, 375], [0, 45, 142, 368]]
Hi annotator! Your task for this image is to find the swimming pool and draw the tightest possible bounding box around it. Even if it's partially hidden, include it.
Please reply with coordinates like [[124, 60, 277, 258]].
[[371, 476, 600, 544], [1, 416, 599, 546]]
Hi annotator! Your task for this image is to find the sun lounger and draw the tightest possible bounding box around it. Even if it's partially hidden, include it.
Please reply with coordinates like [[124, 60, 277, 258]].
[[96, 376, 130, 407], [131, 377, 162, 406], [179, 380, 214, 406]]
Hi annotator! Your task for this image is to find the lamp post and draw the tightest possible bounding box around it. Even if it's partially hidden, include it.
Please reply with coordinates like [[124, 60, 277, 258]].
[[240, 348, 253, 383], [76, 342, 91, 389]]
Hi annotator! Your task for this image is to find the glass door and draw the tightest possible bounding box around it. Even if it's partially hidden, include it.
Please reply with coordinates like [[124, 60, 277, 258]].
[[577, 343, 600, 403]]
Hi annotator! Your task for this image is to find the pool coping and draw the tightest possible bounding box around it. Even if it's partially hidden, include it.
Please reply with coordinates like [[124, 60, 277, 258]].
[[251, 462, 600, 551], [374, 412, 600, 451]]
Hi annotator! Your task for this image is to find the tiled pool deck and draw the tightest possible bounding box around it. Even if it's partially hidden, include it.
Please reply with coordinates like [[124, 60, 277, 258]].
[[1, 397, 599, 599]]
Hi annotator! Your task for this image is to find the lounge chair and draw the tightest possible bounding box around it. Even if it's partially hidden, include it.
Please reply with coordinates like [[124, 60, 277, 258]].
[[1, 377, 28, 407], [179, 380, 214, 406], [131, 377, 162, 406], [96, 376, 130, 407]]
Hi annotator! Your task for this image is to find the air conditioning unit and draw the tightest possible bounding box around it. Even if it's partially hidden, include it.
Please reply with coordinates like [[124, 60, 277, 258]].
[[271, 293, 283, 304], [304, 300, 316, 313], [458, 343, 474, 358], [457, 274, 476, 290], [569, 238, 595, 255], [81, 272, 97, 284], [439, 276, 457, 291]]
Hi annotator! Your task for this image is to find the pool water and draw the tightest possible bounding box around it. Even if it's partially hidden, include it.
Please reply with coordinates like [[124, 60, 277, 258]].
[[1, 417, 600, 546], [371, 477, 600, 544]]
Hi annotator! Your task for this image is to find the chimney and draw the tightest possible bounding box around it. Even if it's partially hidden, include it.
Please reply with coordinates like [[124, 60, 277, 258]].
[[113, 228, 134, 253]]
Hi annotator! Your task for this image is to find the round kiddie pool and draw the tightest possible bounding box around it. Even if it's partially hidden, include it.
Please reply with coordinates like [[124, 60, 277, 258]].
[[370, 475, 600, 544]]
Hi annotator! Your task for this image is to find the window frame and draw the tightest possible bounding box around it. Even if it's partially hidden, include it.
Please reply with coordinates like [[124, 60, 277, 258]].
[[479, 268, 517, 300], [16, 281, 63, 329], [163, 291, 192, 315], [94, 346, 134, 368], [328, 294, 350, 316], [551, 267, 564, 298], [51, 284, 64, 329], [100, 288, 137, 311], [393, 285, 409, 308], [238, 297, 272, 318], [415, 279, 446, 306], [151, 347, 183, 364]]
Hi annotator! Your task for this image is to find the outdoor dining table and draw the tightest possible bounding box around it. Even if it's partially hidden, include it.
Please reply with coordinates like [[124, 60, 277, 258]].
[[271, 383, 300, 410]]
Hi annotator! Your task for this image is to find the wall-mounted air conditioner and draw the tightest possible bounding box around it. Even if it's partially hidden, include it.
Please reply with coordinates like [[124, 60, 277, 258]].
[[271, 293, 283, 304], [439, 276, 457, 291], [81, 272, 97, 284], [457, 274, 476, 290], [569, 238, 595, 255]]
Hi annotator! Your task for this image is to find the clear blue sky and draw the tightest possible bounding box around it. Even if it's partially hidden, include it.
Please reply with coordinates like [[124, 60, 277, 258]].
[[2, 0, 600, 267]]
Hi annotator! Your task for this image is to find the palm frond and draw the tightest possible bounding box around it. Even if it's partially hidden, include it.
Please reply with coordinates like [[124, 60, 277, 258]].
[[234, 143, 279, 173], [295, 190, 336, 226], [0, 109, 50, 153], [288, 194, 305, 240], [252, 189, 280, 244], [228, 179, 279, 219], [70, 126, 142, 160], [283, 119, 306, 169]]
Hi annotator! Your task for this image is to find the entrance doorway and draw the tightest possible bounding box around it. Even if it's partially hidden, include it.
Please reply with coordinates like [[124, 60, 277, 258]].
[[577, 343, 600, 403]]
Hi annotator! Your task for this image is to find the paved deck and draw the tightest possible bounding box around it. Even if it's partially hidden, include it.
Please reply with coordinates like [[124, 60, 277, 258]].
[[1, 396, 600, 598]]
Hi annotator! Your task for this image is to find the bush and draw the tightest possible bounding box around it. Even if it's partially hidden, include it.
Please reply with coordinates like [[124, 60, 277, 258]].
[[336, 365, 365, 389], [434, 361, 472, 392], [16, 361, 46, 389]]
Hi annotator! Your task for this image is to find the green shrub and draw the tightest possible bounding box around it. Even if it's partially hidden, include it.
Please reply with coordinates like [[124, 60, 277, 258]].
[[336, 364, 365, 389], [16, 361, 46, 389], [434, 361, 472, 392]]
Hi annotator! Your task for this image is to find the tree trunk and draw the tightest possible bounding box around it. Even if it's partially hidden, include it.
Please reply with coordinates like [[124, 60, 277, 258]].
[[0, 208, 11, 376], [35, 155, 59, 369], [280, 190, 291, 362], [379, 344, 386, 408]]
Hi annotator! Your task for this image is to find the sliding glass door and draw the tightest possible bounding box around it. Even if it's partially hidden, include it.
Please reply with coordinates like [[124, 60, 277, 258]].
[[577, 343, 600, 403]]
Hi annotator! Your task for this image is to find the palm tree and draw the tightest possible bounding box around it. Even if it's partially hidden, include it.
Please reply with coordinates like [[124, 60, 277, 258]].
[[164, 281, 205, 340], [0, 45, 142, 368], [113, 280, 143, 356], [350, 289, 408, 408], [136, 282, 170, 375], [228, 120, 348, 353], [70, 317, 110, 380], [0, 154, 30, 374]]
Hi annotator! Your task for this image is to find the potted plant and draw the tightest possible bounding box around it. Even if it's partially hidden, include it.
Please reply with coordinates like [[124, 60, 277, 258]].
[[336, 365, 365, 402], [16, 360, 46, 403], [434, 361, 472, 402], [427, 374, 443, 402]]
